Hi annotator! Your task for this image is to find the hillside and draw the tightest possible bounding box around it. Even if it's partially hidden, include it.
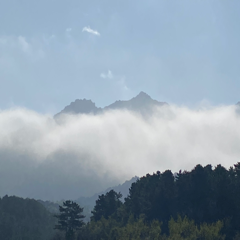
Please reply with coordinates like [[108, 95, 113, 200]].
[[0, 195, 56, 240]]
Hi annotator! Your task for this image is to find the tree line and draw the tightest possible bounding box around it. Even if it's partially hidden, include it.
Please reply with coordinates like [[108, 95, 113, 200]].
[[54, 162, 240, 240], [1, 162, 240, 239], [0, 195, 56, 240]]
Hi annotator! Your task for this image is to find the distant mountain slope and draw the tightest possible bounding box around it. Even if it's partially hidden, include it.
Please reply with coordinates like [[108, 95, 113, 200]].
[[54, 92, 167, 118], [75, 176, 139, 221], [38, 177, 139, 222], [104, 91, 166, 112], [54, 99, 101, 118]]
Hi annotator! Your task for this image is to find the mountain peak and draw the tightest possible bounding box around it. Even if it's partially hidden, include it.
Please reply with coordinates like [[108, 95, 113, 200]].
[[54, 98, 100, 118], [136, 91, 151, 98], [55, 92, 167, 118]]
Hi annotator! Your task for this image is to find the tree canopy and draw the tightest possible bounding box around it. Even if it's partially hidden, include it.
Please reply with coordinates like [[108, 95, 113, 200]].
[[1, 162, 240, 239], [91, 190, 123, 222], [54, 200, 85, 240], [76, 162, 240, 240]]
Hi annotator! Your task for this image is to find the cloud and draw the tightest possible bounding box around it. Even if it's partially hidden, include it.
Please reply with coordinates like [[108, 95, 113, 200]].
[[101, 71, 130, 92], [0, 105, 240, 200], [18, 36, 30, 53], [100, 70, 113, 79], [66, 28, 72, 32], [0, 35, 45, 62], [82, 26, 100, 36], [118, 76, 129, 91]]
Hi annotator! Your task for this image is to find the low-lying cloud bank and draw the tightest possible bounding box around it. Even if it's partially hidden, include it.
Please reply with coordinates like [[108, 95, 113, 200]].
[[0, 105, 240, 200]]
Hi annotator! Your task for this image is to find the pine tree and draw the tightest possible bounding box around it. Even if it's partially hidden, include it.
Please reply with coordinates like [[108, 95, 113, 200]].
[[54, 200, 85, 240]]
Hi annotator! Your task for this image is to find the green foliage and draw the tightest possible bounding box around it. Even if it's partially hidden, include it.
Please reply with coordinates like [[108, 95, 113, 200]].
[[78, 162, 240, 239], [77, 215, 225, 240], [125, 170, 176, 233], [168, 216, 197, 240], [2, 162, 240, 239], [115, 216, 163, 240], [124, 163, 240, 239], [91, 190, 123, 222], [55, 200, 85, 240], [81, 216, 120, 240], [198, 221, 225, 240], [77, 215, 162, 240], [168, 216, 225, 240], [0, 195, 56, 240]]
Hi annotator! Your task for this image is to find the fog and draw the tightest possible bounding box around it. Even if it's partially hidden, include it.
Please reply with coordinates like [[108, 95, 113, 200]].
[[0, 105, 240, 200]]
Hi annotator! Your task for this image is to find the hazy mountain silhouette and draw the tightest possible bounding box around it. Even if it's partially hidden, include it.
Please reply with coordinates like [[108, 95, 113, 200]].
[[75, 176, 139, 221], [38, 176, 139, 222], [54, 92, 167, 118], [104, 91, 166, 111], [54, 99, 101, 118]]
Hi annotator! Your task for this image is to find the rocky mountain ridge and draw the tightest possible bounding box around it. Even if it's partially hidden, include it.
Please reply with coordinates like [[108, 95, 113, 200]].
[[54, 91, 167, 118]]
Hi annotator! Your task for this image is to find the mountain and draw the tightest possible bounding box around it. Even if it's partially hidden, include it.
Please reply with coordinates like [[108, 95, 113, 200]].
[[75, 176, 139, 221], [104, 91, 166, 111], [38, 176, 139, 222], [54, 99, 101, 118], [54, 92, 167, 118]]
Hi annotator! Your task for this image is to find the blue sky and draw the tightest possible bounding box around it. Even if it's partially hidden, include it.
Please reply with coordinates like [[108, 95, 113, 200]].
[[2, 0, 240, 200], [0, 0, 240, 113]]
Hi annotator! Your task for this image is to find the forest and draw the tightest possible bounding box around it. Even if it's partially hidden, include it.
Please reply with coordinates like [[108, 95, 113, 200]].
[[1, 162, 240, 240]]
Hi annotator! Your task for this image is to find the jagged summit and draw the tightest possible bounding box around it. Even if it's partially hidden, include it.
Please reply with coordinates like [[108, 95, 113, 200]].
[[54, 92, 167, 118], [136, 91, 151, 98], [68, 99, 98, 113], [104, 91, 166, 112], [54, 99, 100, 118]]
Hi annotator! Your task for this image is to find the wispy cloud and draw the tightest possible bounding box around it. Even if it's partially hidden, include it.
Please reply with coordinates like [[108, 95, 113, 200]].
[[82, 26, 100, 36], [118, 77, 129, 91], [66, 28, 72, 32], [100, 70, 113, 79], [101, 71, 130, 92], [0, 35, 45, 62], [0, 105, 240, 200], [18, 36, 30, 53]]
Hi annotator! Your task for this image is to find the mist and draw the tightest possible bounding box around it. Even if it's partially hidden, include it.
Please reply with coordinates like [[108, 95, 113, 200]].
[[0, 104, 240, 200]]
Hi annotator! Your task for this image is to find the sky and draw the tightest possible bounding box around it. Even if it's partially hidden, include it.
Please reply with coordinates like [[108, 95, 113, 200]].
[[0, 0, 240, 113], [1, 0, 240, 201]]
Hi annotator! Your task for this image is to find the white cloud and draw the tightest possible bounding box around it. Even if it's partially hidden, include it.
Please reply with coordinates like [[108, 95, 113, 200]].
[[100, 70, 113, 79], [82, 26, 100, 36], [0, 35, 46, 61], [0, 105, 240, 200], [66, 28, 72, 32], [42, 34, 56, 45]]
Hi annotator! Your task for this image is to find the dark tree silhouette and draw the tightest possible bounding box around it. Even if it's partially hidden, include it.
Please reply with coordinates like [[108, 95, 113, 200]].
[[54, 200, 85, 240], [91, 190, 122, 222]]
